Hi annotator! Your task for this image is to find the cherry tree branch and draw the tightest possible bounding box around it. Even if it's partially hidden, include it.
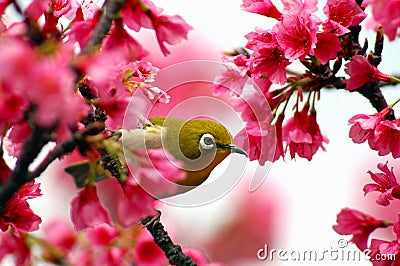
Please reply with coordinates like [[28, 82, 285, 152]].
[[0, 125, 51, 212], [141, 214, 198, 266], [29, 138, 78, 180], [82, 0, 127, 54]]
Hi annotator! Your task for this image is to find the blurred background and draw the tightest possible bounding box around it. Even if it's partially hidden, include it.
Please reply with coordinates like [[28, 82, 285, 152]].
[[19, 0, 400, 265]]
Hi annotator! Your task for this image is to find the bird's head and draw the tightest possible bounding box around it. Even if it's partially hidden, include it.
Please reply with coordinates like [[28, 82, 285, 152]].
[[178, 119, 247, 160], [151, 118, 246, 178]]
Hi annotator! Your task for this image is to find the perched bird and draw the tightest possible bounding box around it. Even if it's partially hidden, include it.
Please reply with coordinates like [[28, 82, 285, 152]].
[[123, 117, 247, 187], [66, 117, 247, 194]]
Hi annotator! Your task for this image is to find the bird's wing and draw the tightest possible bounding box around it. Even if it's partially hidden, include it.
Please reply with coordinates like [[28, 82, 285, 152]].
[[121, 126, 163, 151]]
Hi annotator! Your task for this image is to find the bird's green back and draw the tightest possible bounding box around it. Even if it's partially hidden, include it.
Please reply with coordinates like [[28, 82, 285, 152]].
[[148, 117, 232, 161]]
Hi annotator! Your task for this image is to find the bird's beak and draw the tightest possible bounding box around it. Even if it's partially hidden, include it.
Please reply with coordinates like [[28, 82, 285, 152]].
[[219, 144, 248, 157]]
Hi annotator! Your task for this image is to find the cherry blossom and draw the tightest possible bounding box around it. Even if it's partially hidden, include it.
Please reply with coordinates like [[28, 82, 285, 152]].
[[333, 208, 389, 250], [314, 32, 342, 65], [275, 11, 319, 61], [362, 0, 400, 41], [241, 0, 281, 19], [70, 185, 113, 231], [348, 108, 391, 145], [364, 162, 400, 207], [0, 181, 42, 233], [323, 0, 367, 35], [282, 105, 328, 160], [246, 29, 290, 84], [345, 55, 392, 91], [133, 230, 167, 266], [117, 177, 158, 227], [373, 119, 400, 159]]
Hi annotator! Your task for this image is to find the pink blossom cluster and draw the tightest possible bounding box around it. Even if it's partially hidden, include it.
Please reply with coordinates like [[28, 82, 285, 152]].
[[0, 0, 195, 264], [213, 0, 399, 165], [212, 0, 366, 163], [362, 0, 400, 41], [349, 106, 400, 159], [0, 219, 222, 265], [243, 0, 365, 85], [213, 56, 329, 163], [334, 162, 400, 265]]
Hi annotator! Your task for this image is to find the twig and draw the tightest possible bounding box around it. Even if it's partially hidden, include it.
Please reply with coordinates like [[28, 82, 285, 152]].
[[82, 0, 127, 54], [29, 138, 78, 180], [141, 213, 198, 266]]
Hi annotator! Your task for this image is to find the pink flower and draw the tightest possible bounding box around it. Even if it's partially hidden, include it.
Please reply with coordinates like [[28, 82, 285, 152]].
[[24, 0, 49, 21], [282, 106, 328, 160], [273, 114, 285, 161], [0, 232, 31, 265], [323, 0, 367, 35], [373, 119, 400, 159], [151, 14, 193, 55], [362, 0, 400, 41], [245, 28, 290, 84], [369, 239, 400, 266], [281, 0, 318, 14], [93, 247, 130, 266], [43, 220, 76, 253], [97, 96, 130, 130], [348, 108, 391, 146], [102, 19, 148, 61], [333, 208, 389, 250], [87, 223, 119, 247], [50, 0, 75, 18], [0, 181, 42, 233], [275, 11, 319, 61], [124, 148, 187, 198], [364, 162, 399, 206], [247, 43, 290, 84], [0, 85, 28, 125], [183, 247, 225, 266], [70, 185, 113, 231], [0, 38, 33, 124], [29, 56, 89, 130], [234, 126, 273, 166], [231, 89, 276, 165], [4, 122, 31, 158], [368, 214, 400, 265], [121, 0, 192, 55], [314, 32, 342, 65], [121, 0, 162, 32], [133, 230, 167, 266], [212, 56, 248, 97], [241, 0, 281, 19], [345, 55, 391, 91], [117, 178, 157, 227], [66, 11, 100, 49]]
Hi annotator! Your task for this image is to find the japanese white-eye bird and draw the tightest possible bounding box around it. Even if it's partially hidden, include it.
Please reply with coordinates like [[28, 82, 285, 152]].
[[66, 117, 247, 194], [123, 117, 247, 187]]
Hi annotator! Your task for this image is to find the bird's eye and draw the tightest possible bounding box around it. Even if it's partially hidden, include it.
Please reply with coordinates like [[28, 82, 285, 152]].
[[199, 133, 215, 150]]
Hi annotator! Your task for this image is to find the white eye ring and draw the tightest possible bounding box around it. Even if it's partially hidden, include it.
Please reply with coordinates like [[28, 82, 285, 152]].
[[199, 134, 215, 150]]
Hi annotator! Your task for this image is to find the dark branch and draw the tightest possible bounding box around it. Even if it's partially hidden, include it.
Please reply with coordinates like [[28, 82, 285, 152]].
[[356, 82, 395, 120], [29, 138, 78, 180], [141, 213, 198, 266], [0, 125, 51, 212], [373, 26, 384, 66], [82, 0, 127, 54]]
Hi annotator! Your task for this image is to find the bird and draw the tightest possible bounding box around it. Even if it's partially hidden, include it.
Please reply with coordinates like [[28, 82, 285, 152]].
[[66, 117, 247, 195]]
